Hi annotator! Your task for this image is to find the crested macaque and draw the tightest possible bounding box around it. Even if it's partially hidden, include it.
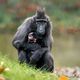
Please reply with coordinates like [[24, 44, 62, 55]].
[[12, 7, 54, 72]]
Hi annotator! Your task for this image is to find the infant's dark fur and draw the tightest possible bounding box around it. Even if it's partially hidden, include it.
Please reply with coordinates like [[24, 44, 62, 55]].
[[23, 32, 41, 59]]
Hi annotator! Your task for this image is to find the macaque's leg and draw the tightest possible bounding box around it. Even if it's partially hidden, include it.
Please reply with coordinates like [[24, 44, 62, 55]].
[[18, 50, 29, 63], [29, 48, 48, 65], [41, 52, 54, 72]]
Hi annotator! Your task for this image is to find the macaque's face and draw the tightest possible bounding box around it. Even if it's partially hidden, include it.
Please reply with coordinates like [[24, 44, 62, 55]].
[[36, 21, 47, 36], [28, 32, 37, 43]]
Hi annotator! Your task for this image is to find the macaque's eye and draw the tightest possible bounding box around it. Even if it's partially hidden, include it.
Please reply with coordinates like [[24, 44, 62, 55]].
[[36, 21, 47, 28]]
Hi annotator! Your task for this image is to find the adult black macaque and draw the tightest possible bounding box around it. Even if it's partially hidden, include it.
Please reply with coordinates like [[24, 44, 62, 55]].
[[12, 7, 54, 72]]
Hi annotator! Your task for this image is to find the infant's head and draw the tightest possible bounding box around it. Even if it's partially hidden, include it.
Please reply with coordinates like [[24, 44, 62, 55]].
[[28, 32, 37, 43]]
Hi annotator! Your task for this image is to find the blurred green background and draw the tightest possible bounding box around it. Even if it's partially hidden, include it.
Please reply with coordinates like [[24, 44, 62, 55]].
[[0, 0, 80, 67]]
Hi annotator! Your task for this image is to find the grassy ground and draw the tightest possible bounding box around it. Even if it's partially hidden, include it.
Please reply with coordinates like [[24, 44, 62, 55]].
[[0, 54, 58, 80]]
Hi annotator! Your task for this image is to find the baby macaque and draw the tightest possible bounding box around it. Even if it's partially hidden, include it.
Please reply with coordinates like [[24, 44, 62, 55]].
[[28, 32, 37, 43], [24, 32, 41, 55]]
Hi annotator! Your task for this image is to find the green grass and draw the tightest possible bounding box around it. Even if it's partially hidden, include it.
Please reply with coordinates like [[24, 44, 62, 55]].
[[0, 54, 58, 80]]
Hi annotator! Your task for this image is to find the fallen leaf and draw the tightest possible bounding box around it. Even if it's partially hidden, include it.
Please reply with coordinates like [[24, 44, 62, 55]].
[[59, 75, 69, 80], [0, 76, 5, 80], [0, 66, 5, 73]]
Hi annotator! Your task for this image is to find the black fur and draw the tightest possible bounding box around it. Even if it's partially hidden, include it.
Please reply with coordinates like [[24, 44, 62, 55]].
[[12, 8, 54, 72]]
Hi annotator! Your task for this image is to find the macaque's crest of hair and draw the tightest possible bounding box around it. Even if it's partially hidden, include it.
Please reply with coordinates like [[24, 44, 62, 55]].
[[36, 7, 46, 19]]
